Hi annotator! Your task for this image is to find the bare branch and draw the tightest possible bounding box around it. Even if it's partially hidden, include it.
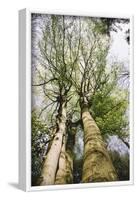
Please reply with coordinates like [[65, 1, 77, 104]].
[[32, 78, 57, 86]]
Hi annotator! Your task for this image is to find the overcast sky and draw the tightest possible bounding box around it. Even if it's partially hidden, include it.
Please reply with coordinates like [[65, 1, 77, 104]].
[[107, 23, 129, 69]]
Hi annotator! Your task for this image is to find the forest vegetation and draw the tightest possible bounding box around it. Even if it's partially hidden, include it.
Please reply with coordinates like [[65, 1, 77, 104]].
[[31, 14, 130, 186]]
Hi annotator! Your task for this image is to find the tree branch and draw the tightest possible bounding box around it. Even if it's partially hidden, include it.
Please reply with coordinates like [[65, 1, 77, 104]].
[[32, 78, 57, 86]]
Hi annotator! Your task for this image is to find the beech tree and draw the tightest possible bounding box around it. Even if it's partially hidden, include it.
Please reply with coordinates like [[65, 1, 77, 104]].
[[68, 19, 118, 182], [32, 15, 81, 185]]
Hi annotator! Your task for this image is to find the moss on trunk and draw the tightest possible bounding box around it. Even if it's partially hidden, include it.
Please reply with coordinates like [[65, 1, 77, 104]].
[[81, 105, 118, 183], [55, 134, 74, 184]]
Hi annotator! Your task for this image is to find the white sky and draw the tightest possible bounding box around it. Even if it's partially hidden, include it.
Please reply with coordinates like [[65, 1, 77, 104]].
[[107, 23, 129, 68]]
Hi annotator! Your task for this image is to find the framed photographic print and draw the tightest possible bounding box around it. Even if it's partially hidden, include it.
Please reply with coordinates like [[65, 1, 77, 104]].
[[19, 9, 133, 191]]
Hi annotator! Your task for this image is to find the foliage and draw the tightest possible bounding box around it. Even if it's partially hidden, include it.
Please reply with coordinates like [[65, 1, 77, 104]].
[[91, 88, 128, 139], [93, 18, 130, 43], [31, 112, 49, 185]]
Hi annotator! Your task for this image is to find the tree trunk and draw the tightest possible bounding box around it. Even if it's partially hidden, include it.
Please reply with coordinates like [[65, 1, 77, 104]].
[[40, 102, 66, 185], [55, 132, 74, 184], [65, 127, 75, 184], [55, 135, 67, 184], [81, 105, 118, 183], [65, 149, 73, 183]]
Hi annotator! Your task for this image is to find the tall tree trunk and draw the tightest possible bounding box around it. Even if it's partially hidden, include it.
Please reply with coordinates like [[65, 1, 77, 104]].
[[65, 131, 74, 184], [54, 149, 73, 185], [40, 102, 67, 185], [55, 135, 67, 184], [65, 149, 73, 183], [55, 130, 74, 184], [81, 104, 118, 183]]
